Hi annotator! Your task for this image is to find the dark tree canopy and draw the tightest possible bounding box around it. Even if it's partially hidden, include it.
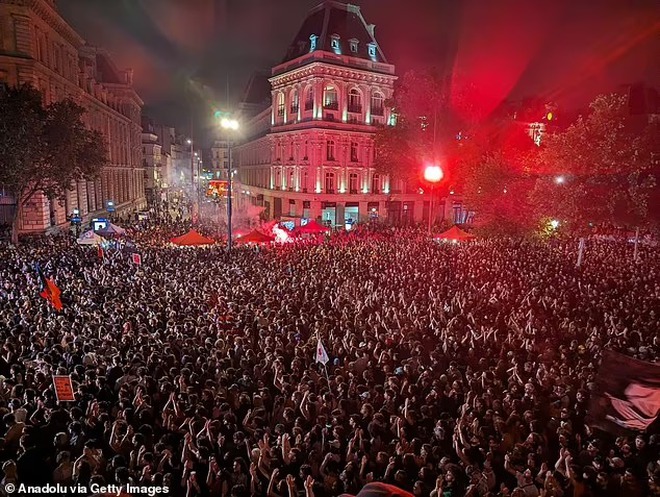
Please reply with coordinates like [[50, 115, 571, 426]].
[[527, 94, 659, 231], [0, 84, 108, 242]]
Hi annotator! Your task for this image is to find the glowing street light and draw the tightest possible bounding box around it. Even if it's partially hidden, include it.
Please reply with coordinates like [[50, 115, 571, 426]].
[[424, 165, 444, 184], [424, 164, 444, 235], [550, 219, 560, 229], [220, 118, 239, 130], [555, 175, 565, 184]]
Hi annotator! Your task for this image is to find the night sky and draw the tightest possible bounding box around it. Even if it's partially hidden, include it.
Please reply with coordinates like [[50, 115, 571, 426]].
[[57, 0, 659, 143]]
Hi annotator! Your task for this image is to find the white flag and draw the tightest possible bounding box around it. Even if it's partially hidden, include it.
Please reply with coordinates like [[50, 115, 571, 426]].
[[315, 338, 329, 365]]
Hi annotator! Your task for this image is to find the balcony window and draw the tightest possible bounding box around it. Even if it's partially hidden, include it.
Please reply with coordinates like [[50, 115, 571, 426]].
[[372, 173, 381, 194], [301, 170, 308, 192], [305, 88, 314, 111], [290, 91, 299, 114], [277, 93, 285, 117], [326, 140, 335, 161], [350, 142, 358, 162], [371, 92, 384, 116], [325, 172, 335, 193], [323, 86, 338, 110], [348, 89, 362, 113], [349, 173, 358, 193]]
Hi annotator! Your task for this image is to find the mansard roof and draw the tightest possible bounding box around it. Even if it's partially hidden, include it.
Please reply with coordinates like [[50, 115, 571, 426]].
[[281, 1, 387, 64]]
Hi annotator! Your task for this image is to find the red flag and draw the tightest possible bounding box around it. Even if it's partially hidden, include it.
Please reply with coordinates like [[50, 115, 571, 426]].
[[97, 245, 104, 259], [132, 253, 142, 265], [38, 274, 63, 311]]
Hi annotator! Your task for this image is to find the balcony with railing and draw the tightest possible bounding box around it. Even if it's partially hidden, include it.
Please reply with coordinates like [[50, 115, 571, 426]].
[[323, 101, 339, 111], [304, 101, 314, 111], [372, 106, 384, 116], [348, 104, 362, 114]]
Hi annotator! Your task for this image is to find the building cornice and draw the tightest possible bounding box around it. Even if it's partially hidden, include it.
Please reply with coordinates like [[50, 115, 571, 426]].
[[270, 119, 380, 135], [270, 61, 397, 89], [18, 0, 86, 48], [273, 49, 395, 78]]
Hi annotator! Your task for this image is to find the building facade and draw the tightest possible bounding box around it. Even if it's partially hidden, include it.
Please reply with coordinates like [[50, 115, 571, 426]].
[[210, 140, 230, 180], [0, 0, 146, 231], [233, 1, 435, 226]]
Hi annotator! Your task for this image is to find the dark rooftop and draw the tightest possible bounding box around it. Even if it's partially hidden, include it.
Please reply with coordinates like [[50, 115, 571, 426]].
[[281, 1, 387, 64]]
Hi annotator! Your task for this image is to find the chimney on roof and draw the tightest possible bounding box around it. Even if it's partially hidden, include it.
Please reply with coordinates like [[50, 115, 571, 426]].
[[367, 24, 376, 37]]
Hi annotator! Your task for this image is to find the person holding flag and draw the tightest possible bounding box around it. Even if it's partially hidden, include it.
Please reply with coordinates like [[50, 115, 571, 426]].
[[35, 264, 63, 311], [316, 337, 329, 365]]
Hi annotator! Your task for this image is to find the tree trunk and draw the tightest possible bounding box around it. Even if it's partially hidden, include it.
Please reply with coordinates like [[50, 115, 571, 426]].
[[11, 200, 22, 245]]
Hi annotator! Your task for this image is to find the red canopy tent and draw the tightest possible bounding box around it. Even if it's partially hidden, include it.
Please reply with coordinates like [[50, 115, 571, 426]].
[[433, 225, 476, 241], [235, 229, 275, 245], [293, 220, 331, 235], [170, 230, 215, 246]]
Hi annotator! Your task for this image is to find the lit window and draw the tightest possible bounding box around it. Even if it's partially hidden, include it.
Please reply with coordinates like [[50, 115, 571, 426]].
[[277, 93, 285, 117], [330, 34, 340, 53], [323, 86, 338, 110], [309, 34, 318, 52], [367, 43, 377, 59]]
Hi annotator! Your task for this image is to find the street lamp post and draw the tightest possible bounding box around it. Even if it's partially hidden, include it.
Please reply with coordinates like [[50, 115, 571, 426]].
[[424, 165, 443, 235], [186, 139, 197, 223], [220, 117, 240, 250]]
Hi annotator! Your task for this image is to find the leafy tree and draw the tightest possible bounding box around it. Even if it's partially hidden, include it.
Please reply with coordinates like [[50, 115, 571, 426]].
[[374, 69, 459, 188], [456, 121, 537, 235], [0, 85, 108, 243], [528, 94, 658, 231]]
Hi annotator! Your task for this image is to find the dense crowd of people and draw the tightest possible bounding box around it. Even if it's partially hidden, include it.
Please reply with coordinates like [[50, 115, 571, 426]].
[[0, 221, 658, 497]]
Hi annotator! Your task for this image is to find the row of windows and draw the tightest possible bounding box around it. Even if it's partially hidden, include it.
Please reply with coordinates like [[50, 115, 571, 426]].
[[277, 87, 384, 117], [270, 170, 382, 194], [274, 140, 368, 163]]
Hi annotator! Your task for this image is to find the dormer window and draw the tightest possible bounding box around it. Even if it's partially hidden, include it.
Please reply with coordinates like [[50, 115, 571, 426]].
[[367, 43, 377, 60], [349, 39, 359, 53], [309, 34, 318, 52], [330, 34, 341, 53]]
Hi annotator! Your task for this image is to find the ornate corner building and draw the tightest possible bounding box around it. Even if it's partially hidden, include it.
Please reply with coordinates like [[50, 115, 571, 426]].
[[233, 1, 430, 226], [0, 0, 146, 232]]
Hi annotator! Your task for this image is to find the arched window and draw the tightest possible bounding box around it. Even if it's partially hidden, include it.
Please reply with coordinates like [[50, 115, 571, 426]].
[[323, 86, 338, 110], [371, 92, 384, 116], [275, 169, 281, 189], [305, 87, 314, 111], [326, 140, 335, 161], [348, 89, 362, 113], [372, 173, 381, 194], [289, 170, 294, 190], [349, 173, 358, 193], [277, 93, 285, 117], [290, 90, 299, 114], [325, 172, 335, 193], [301, 169, 309, 192], [350, 141, 359, 162]]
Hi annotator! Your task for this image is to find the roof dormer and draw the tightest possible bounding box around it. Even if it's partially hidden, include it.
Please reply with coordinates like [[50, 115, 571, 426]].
[[348, 38, 359, 54], [330, 34, 341, 54], [309, 34, 319, 52], [367, 42, 377, 60]]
